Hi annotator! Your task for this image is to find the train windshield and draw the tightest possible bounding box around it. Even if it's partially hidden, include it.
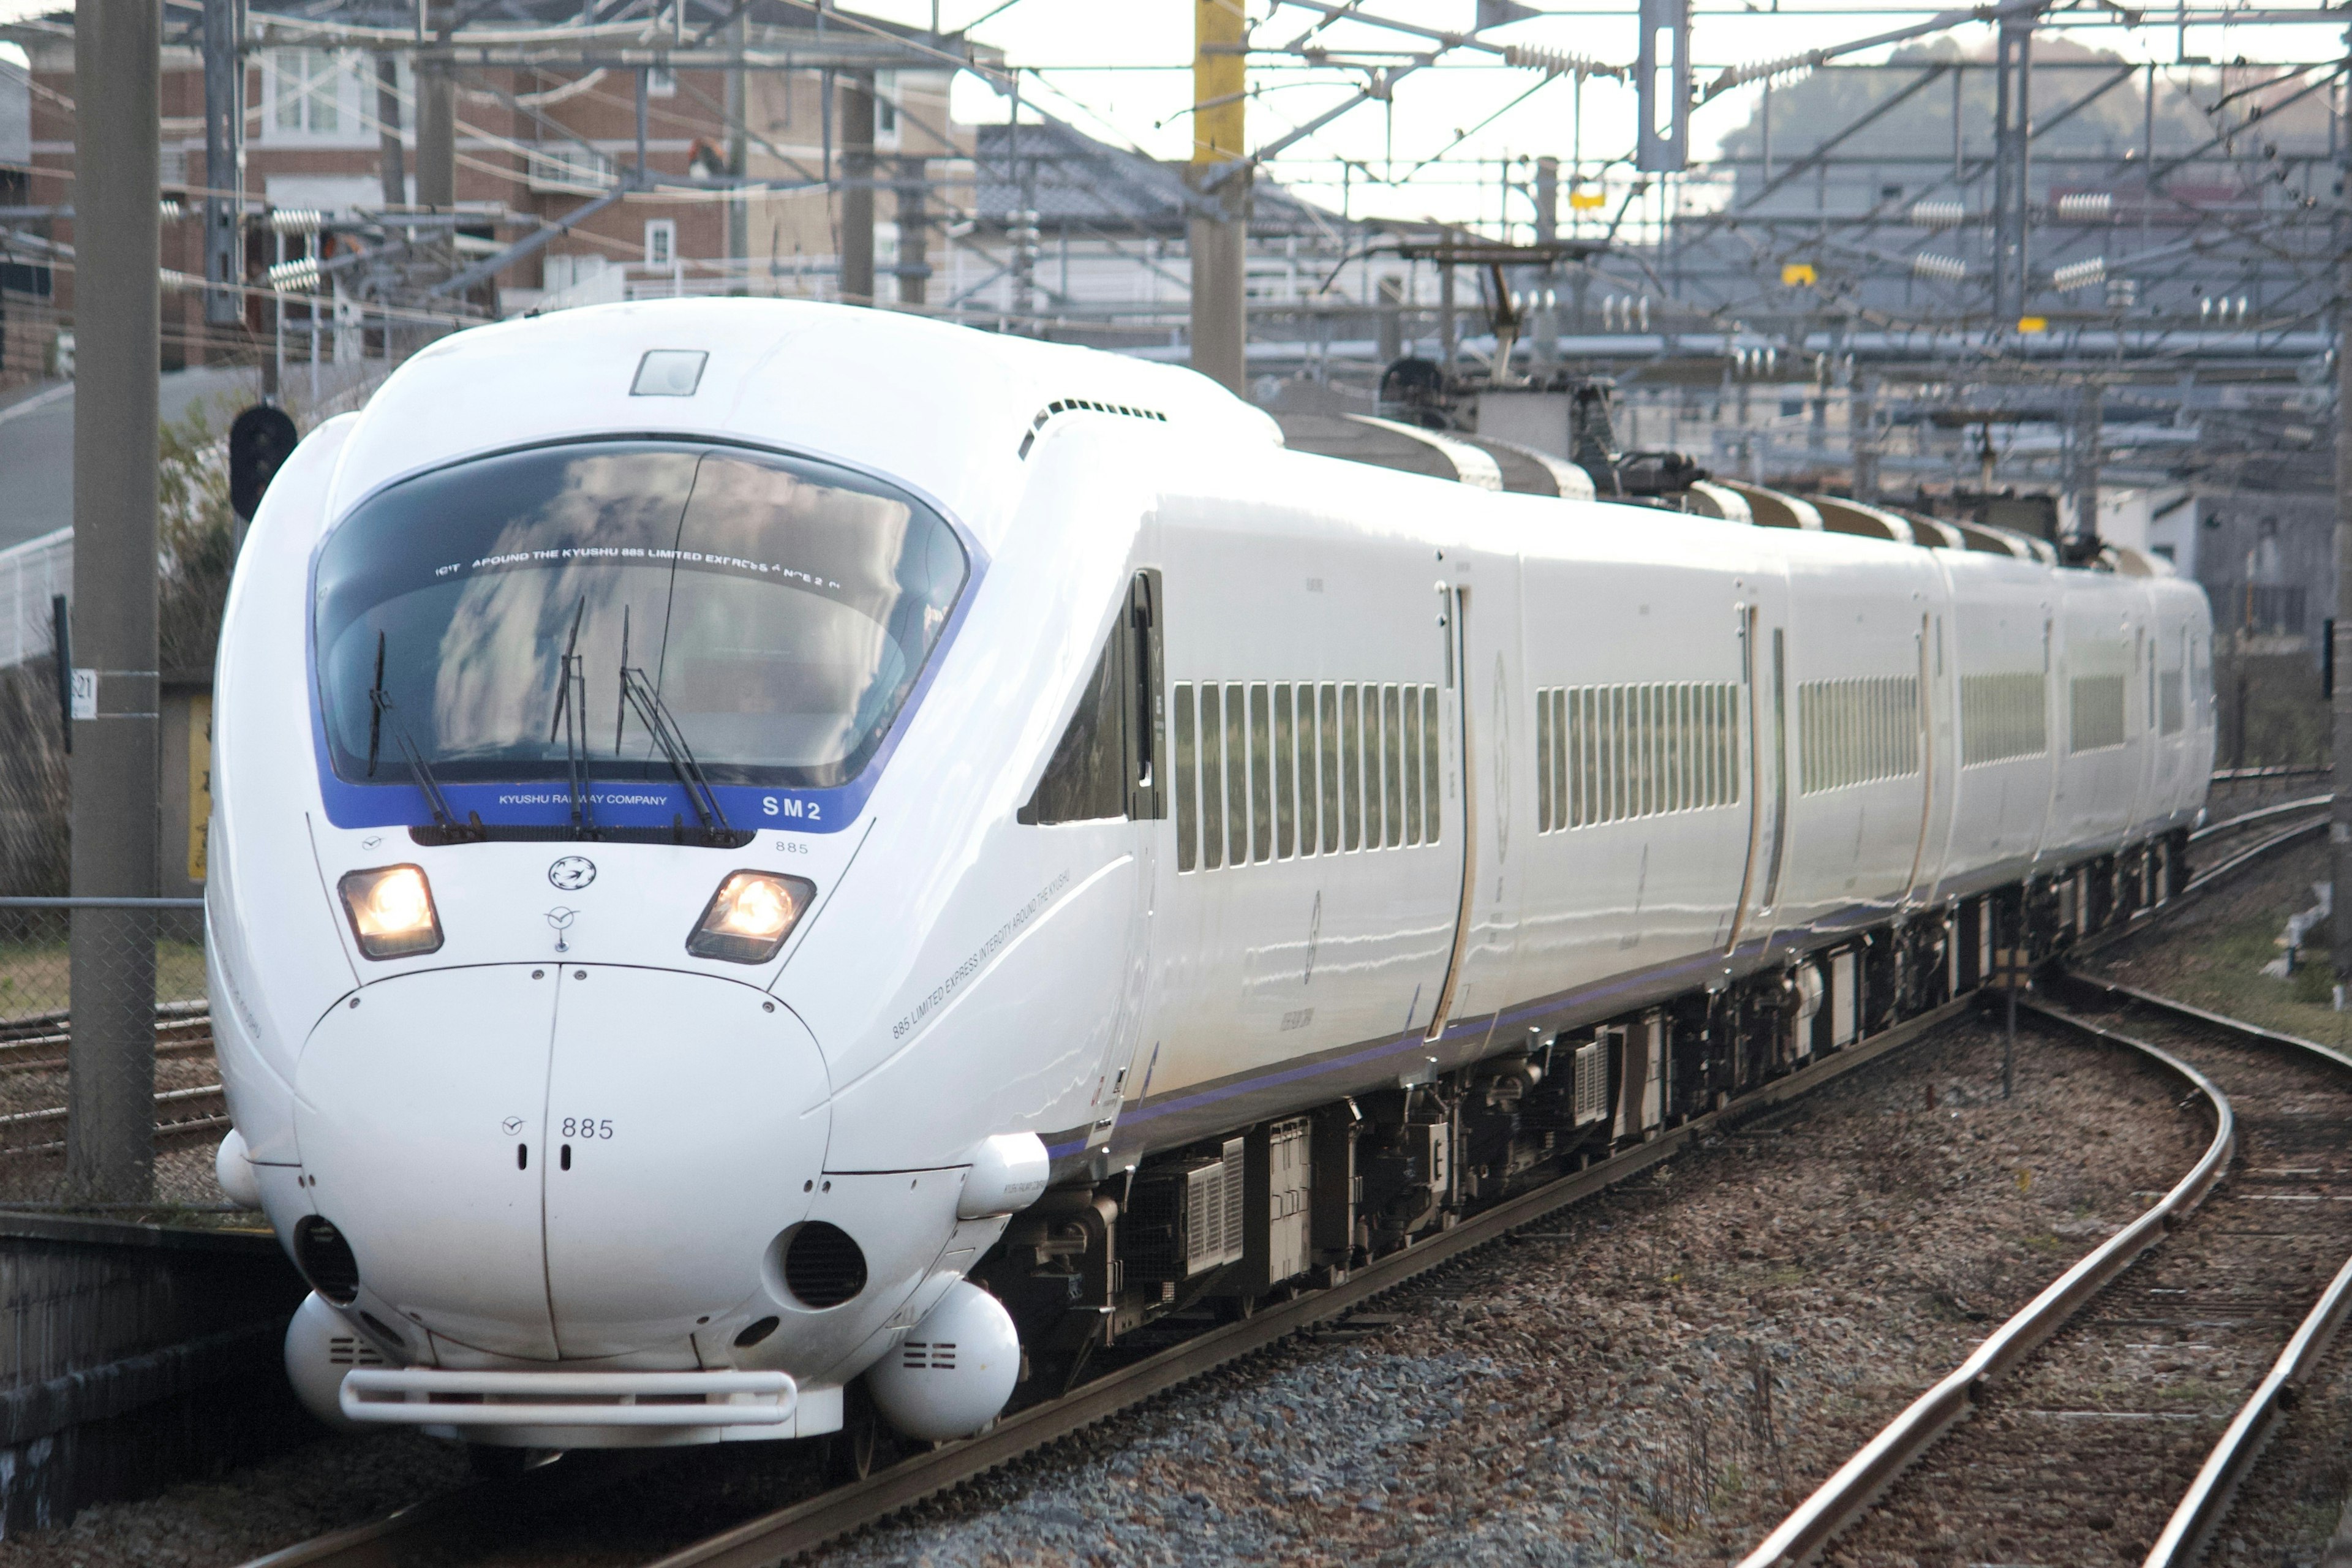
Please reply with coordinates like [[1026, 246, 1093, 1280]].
[[313, 440, 968, 791]]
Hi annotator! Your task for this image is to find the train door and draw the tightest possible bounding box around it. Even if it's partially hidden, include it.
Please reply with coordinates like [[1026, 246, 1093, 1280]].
[[1906, 601, 1959, 903], [1089, 569, 1164, 1158], [1727, 571, 1792, 960], [1423, 582, 1477, 1044]]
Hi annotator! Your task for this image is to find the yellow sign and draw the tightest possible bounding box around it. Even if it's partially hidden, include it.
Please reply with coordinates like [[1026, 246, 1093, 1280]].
[[1568, 187, 1608, 211], [1781, 262, 1817, 287], [187, 692, 212, 884], [2017, 315, 2049, 334]]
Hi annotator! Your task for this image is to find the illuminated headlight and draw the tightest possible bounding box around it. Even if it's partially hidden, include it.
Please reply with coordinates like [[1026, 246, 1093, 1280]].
[[337, 865, 443, 960], [688, 871, 815, 964]]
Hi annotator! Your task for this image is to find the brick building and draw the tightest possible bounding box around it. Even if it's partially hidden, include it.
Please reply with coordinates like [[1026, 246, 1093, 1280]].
[[0, 1, 974, 374]]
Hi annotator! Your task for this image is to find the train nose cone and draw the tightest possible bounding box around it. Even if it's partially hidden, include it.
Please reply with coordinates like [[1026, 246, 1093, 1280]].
[[294, 965, 829, 1362]]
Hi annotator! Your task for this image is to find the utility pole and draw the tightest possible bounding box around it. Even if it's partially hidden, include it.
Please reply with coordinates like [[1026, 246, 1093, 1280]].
[[899, 155, 929, 308], [417, 5, 456, 211], [2071, 380, 2103, 560], [839, 73, 875, 305], [375, 56, 406, 209], [1534, 154, 1559, 373], [2331, 37, 2352, 999], [69, 0, 162, 1204], [726, 15, 747, 288], [1188, 0, 1247, 394], [1991, 14, 2032, 329], [200, 0, 243, 333], [1852, 372, 1879, 499]]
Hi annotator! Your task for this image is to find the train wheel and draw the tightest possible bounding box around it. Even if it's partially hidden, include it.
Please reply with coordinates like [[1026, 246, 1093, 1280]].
[[827, 1381, 881, 1484]]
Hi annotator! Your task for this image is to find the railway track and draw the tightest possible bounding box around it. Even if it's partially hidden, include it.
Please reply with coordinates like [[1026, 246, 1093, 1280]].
[[209, 804, 2331, 1568], [1741, 975, 2352, 1567], [240, 990, 1996, 1568]]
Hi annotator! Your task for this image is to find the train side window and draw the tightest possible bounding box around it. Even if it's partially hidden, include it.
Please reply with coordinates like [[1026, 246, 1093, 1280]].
[[1320, 684, 1341, 853], [1720, 682, 1735, 804], [1341, 684, 1362, 851], [1704, 685, 1719, 807], [1017, 628, 1125, 825], [1403, 686, 1424, 845], [1611, 684, 1624, 820], [1656, 685, 1672, 814], [1289, 682, 1308, 860], [1373, 682, 1392, 846], [1019, 571, 1165, 827], [1199, 684, 1224, 869], [1536, 687, 1555, 833], [1248, 684, 1273, 864], [1226, 682, 1249, 867], [1423, 684, 1441, 843], [1581, 688, 1599, 823], [1667, 685, 1685, 812], [1543, 691, 1561, 832], [1173, 684, 1197, 872], [1638, 685, 1657, 818]]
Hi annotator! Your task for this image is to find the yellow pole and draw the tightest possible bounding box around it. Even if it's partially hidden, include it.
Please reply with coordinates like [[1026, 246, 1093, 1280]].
[[1189, 0, 1248, 392], [1192, 0, 1246, 170]]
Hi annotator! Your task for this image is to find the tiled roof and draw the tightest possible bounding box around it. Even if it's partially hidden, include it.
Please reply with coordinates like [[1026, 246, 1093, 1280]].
[[971, 119, 1348, 240]]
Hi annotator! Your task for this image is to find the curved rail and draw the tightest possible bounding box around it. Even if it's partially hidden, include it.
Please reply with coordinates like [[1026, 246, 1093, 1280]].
[[2188, 793, 2329, 844], [238, 991, 1988, 1568], [1736, 1012, 2234, 1568], [2057, 976, 2352, 1568]]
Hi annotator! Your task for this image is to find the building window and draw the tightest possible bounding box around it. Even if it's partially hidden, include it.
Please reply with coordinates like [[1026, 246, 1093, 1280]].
[[265, 48, 370, 144], [644, 219, 676, 267]]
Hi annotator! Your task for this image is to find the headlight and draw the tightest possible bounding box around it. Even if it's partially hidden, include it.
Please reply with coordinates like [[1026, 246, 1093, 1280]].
[[688, 870, 815, 964], [337, 865, 443, 959]]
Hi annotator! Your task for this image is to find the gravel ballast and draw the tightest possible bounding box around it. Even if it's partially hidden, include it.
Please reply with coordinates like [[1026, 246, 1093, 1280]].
[[812, 1017, 2195, 1568]]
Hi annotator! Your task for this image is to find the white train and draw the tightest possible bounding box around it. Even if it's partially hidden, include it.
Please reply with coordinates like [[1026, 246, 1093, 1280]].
[[206, 299, 2213, 1458]]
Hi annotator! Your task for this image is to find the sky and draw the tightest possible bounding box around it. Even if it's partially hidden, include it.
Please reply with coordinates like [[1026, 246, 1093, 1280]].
[[5, 0, 2345, 230]]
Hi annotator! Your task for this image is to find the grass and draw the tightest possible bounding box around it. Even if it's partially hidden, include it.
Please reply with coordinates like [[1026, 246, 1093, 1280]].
[[2098, 856, 2352, 1055], [0, 939, 208, 1026]]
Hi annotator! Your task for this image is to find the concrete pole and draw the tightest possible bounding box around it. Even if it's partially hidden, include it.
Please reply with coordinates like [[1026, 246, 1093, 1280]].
[[2332, 253, 2352, 989], [1186, 0, 1246, 394], [1534, 154, 1559, 373], [415, 59, 456, 208], [899, 155, 929, 307], [376, 56, 407, 209], [2075, 380, 2103, 558], [1991, 17, 2032, 328], [200, 0, 243, 329], [69, 0, 162, 1205], [1438, 263, 1456, 371], [839, 74, 875, 305], [726, 17, 747, 288], [1852, 373, 1878, 500]]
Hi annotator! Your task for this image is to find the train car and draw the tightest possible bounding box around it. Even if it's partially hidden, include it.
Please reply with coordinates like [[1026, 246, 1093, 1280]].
[[205, 298, 2212, 1456]]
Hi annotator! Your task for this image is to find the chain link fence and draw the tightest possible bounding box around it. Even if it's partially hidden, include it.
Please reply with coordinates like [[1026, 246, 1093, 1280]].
[[0, 896, 228, 1210]]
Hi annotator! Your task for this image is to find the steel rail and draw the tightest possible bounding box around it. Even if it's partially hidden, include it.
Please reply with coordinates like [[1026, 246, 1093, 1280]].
[[228, 792, 2317, 1568], [232, 988, 1983, 1568], [639, 990, 1983, 1568], [2186, 818, 2328, 897], [2051, 974, 2352, 1568], [2187, 794, 2330, 844], [1735, 1006, 2234, 1568]]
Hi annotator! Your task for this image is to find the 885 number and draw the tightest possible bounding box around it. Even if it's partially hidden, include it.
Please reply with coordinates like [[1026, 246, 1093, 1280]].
[[562, 1117, 614, 1140]]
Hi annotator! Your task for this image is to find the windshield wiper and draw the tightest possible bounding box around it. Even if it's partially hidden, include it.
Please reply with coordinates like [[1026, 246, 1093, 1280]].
[[545, 597, 595, 839], [619, 663, 731, 843], [367, 630, 473, 838]]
